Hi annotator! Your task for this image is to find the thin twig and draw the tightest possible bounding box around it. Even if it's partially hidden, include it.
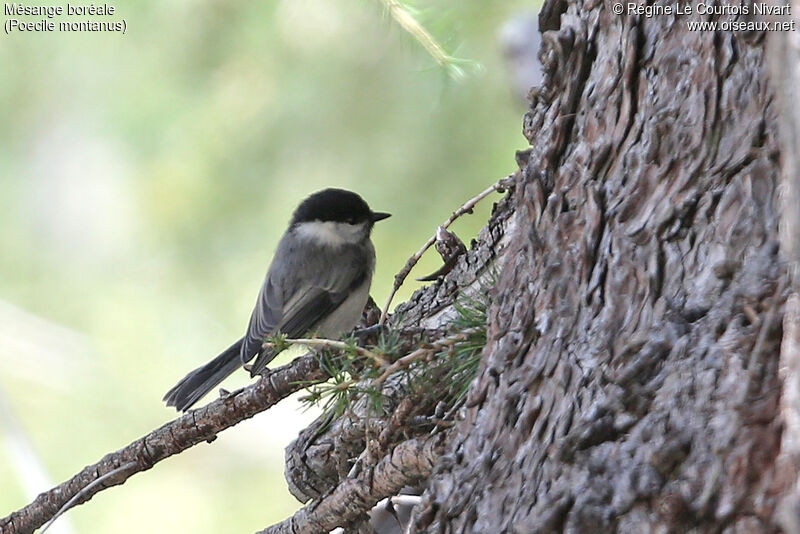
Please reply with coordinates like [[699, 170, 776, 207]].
[[375, 347, 436, 384], [379, 177, 513, 324], [265, 337, 389, 367], [39, 462, 138, 534], [374, 328, 479, 385]]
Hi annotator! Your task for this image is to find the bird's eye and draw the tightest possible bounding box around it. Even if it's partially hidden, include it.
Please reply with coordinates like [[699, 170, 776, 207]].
[[347, 217, 358, 224]]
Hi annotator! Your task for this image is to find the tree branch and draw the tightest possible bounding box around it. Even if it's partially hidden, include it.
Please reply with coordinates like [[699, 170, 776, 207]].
[[378, 176, 515, 324], [266, 337, 389, 368], [0, 355, 328, 534], [373, 328, 480, 385], [258, 433, 446, 534]]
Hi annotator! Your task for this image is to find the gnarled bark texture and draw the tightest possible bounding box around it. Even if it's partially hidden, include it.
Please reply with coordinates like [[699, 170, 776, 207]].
[[409, 2, 794, 533], [768, 4, 800, 531]]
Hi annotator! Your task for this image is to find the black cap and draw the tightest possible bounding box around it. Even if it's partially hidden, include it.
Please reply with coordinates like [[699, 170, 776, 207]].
[[291, 188, 390, 225]]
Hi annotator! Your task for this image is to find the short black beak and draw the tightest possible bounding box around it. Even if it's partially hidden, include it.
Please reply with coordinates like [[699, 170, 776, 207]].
[[371, 211, 391, 222]]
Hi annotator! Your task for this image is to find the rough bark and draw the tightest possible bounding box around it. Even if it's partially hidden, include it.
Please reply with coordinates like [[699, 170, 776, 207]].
[[410, 3, 793, 533], [769, 5, 800, 530]]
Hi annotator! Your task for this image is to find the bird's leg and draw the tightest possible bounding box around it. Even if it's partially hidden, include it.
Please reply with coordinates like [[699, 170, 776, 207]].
[[351, 324, 387, 346]]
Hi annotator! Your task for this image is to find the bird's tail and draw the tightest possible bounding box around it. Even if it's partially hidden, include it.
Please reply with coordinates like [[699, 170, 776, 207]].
[[163, 338, 244, 412], [248, 346, 276, 378]]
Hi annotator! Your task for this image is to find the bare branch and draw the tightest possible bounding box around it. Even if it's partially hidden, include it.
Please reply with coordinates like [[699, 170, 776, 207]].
[[374, 328, 480, 385], [258, 433, 446, 534], [379, 176, 514, 324], [266, 337, 389, 367], [39, 462, 137, 534], [0, 355, 328, 534]]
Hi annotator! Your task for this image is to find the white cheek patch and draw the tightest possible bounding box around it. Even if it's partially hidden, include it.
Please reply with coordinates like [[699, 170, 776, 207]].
[[295, 221, 367, 246]]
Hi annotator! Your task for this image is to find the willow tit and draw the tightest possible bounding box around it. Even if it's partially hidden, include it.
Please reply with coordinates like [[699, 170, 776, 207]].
[[163, 188, 390, 411]]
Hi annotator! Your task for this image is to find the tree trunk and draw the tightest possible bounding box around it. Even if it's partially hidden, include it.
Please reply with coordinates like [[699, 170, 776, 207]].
[[408, 2, 797, 532]]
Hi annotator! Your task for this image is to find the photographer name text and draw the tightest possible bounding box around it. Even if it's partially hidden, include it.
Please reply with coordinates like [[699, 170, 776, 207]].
[[623, 2, 790, 16]]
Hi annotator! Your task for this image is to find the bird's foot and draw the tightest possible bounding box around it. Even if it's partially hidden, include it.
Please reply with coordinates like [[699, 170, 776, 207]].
[[352, 324, 387, 345]]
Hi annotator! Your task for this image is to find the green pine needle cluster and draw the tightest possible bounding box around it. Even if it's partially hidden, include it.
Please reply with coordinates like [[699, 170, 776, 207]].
[[296, 283, 491, 420], [299, 340, 386, 417], [423, 293, 488, 406]]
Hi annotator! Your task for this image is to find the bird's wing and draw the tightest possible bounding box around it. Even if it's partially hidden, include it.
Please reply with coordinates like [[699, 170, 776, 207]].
[[277, 285, 351, 336], [242, 240, 369, 374]]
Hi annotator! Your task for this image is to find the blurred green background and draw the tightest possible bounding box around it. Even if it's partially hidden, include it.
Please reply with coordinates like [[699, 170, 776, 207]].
[[0, 1, 534, 532]]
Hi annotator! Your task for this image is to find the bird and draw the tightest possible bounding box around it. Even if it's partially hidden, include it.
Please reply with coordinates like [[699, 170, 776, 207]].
[[163, 188, 390, 411]]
